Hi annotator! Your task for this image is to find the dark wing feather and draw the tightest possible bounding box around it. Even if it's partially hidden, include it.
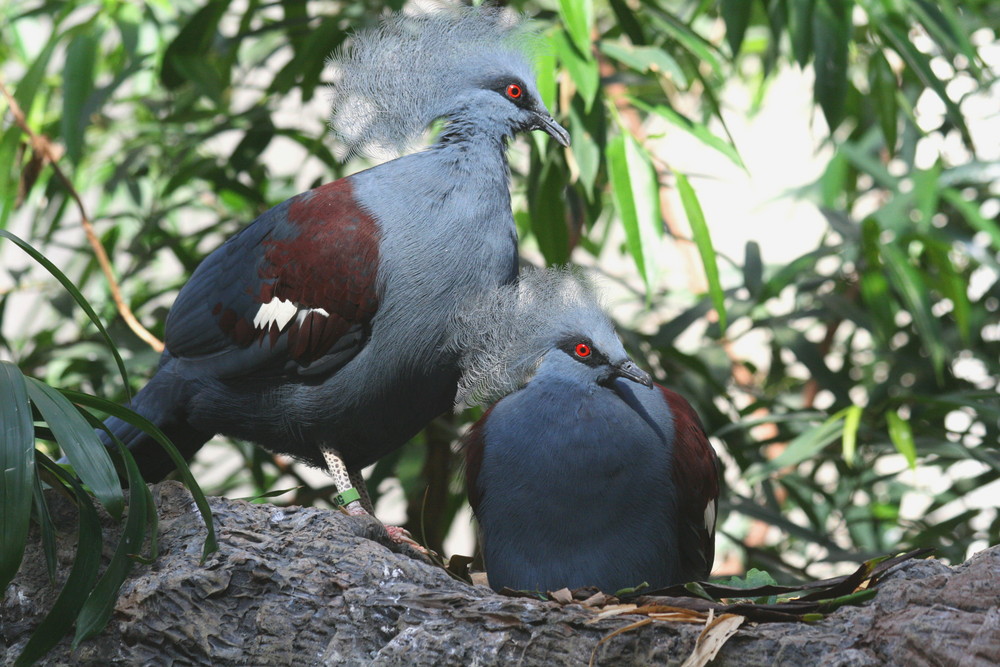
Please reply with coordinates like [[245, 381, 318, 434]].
[[164, 178, 380, 379], [658, 385, 720, 581]]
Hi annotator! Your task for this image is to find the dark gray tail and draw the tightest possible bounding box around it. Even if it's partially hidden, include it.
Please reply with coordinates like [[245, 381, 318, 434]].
[[100, 370, 213, 483]]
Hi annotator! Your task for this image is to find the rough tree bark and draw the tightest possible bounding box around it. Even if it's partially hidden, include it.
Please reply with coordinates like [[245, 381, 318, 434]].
[[2, 482, 998, 666]]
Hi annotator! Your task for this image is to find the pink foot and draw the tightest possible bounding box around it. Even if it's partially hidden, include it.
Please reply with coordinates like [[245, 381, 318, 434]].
[[385, 525, 428, 554]]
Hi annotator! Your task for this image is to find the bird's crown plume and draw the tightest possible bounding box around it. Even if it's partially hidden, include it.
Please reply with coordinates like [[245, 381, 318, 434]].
[[327, 3, 540, 160], [451, 267, 616, 409]]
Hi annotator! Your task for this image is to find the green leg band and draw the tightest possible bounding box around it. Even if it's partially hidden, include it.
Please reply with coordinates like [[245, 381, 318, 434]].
[[333, 487, 361, 507]]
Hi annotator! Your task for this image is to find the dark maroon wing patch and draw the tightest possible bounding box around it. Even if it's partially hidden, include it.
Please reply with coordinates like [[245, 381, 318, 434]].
[[659, 385, 720, 579], [462, 406, 495, 515], [165, 178, 380, 378]]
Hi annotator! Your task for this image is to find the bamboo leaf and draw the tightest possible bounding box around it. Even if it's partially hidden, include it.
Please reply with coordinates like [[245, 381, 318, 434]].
[[880, 243, 947, 382], [788, 0, 816, 67], [558, 0, 594, 58], [746, 415, 846, 484], [842, 405, 863, 467], [161, 0, 232, 89], [633, 98, 745, 169], [942, 188, 1000, 251], [812, 0, 851, 131], [886, 412, 917, 470], [553, 28, 599, 112], [0, 361, 34, 591], [527, 148, 570, 265], [720, 0, 753, 56], [744, 241, 763, 298], [599, 42, 686, 86], [675, 172, 727, 332], [869, 52, 899, 154], [878, 21, 973, 149], [606, 127, 662, 291], [62, 30, 100, 164]]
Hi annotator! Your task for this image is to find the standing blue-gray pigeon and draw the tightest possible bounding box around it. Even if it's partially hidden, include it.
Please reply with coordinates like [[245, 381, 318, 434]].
[[454, 269, 719, 593], [102, 5, 569, 524]]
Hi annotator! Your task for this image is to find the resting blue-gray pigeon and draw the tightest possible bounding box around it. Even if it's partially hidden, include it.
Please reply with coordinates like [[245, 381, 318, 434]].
[[454, 269, 719, 593], [102, 5, 569, 524]]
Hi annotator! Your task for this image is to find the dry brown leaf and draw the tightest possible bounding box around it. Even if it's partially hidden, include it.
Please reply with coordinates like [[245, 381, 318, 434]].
[[580, 592, 611, 607], [585, 603, 638, 623], [680, 613, 745, 667], [550, 588, 574, 604], [648, 612, 708, 624]]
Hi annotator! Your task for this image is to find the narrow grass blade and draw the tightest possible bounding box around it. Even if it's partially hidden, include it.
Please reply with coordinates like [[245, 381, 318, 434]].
[[0, 230, 130, 399], [63, 389, 217, 559]]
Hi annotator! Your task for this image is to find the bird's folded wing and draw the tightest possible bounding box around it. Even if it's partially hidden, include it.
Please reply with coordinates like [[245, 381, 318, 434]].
[[660, 386, 721, 578], [163, 178, 381, 379]]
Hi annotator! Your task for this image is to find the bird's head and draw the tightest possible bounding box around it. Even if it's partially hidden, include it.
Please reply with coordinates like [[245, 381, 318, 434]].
[[327, 5, 568, 160], [451, 267, 650, 408], [544, 335, 653, 390]]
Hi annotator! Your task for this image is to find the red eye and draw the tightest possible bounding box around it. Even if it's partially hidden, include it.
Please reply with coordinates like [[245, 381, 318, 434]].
[[575, 343, 591, 358], [506, 83, 523, 99]]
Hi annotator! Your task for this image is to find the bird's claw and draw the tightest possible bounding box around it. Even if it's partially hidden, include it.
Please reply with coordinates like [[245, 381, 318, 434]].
[[385, 525, 429, 554]]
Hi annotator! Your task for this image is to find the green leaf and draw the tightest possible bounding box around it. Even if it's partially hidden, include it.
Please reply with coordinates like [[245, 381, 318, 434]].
[[0, 361, 34, 591], [0, 230, 130, 398], [10, 20, 62, 120], [633, 98, 745, 169], [62, 30, 100, 164], [63, 390, 218, 561], [25, 378, 124, 519], [598, 42, 687, 87], [720, 0, 753, 56], [675, 172, 727, 332], [923, 237, 970, 345], [911, 162, 942, 231], [161, 0, 232, 89], [880, 243, 947, 381], [558, 0, 594, 58], [15, 458, 103, 667], [787, 0, 816, 67], [868, 52, 898, 154], [842, 404, 863, 467], [600, 41, 688, 89], [942, 188, 1000, 251], [886, 412, 917, 471], [553, 28, 599, 112], [72, 437, 152, 646], [744, 241, 763, 297], [649, 11, 722, 77], [527, 148, 570, 265], [566, 96, 603, 197], [533, 43, 558, 113], [746, 415, 846, 484], [812, 0, 850, 131], [606, 126, 662, 291], [878, 21, 973, 149]]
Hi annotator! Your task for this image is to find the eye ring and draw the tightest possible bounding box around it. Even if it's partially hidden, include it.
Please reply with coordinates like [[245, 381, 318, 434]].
[[575, 343, 591, 358], [506, 83, 523, 99]]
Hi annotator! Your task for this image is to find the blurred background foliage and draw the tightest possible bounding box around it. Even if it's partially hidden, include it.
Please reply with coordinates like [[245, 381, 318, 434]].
[[2, 0, 999, 615]]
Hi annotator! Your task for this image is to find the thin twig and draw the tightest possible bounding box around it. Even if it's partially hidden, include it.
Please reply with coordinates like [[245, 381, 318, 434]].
[[0, 78, 164, 352]]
